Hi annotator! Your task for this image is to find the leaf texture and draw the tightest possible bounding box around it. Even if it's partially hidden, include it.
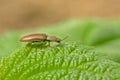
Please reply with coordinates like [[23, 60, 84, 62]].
[[0, 43, 120, 80]]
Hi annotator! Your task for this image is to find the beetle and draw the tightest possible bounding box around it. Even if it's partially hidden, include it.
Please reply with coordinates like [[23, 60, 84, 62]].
[[20, 33, 63, 46]]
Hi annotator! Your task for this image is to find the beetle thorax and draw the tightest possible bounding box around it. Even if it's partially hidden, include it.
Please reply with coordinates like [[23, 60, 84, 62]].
[[46, 36, 61, 43]]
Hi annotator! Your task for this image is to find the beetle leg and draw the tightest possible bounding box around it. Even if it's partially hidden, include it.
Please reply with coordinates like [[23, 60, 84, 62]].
[[26, 42, 32, 47], [48, 41, 50, 47]]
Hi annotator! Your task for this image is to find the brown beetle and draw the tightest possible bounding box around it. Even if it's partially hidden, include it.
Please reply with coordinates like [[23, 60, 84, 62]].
[[20, 33, 63, 46], [20, 33, 47, 42]]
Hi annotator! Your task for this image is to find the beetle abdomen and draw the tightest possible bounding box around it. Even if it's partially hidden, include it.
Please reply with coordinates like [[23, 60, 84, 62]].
[[20, 33, 47, 42]]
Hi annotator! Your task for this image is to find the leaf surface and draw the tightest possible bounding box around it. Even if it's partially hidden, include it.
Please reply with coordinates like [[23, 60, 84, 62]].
[[0, 43, 120, 80]]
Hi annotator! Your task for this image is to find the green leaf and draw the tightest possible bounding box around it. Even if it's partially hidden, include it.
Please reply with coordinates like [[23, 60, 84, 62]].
[[37, 20, 120, 63], [1, 19, 120, 63], [0, 43, 120, 80]]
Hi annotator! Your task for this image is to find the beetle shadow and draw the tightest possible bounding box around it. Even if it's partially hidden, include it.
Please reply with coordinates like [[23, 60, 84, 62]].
[[25, 41, 64, 50], [26, 41, 48, 49]]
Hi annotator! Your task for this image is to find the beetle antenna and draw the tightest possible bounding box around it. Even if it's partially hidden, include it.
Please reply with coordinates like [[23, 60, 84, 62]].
[[61, 36, 68, 41]]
